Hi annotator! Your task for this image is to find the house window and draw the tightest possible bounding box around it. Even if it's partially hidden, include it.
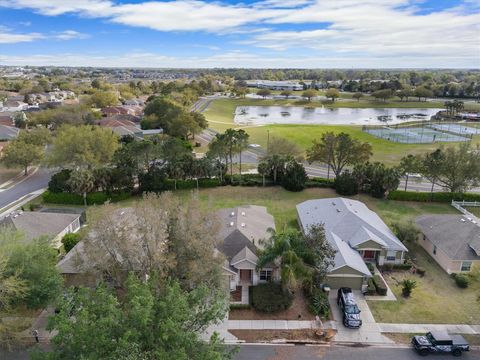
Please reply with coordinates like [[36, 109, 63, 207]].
[[461, 261, 472, 272], [433, 245, 437, 255], [386, 251, 396, 261], [259, 269, 272, 281]]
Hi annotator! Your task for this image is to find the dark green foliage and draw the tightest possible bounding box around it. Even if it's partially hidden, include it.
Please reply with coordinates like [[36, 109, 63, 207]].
[[353, 162, 401, 198], [305, 287, 330, 317], [334, 170, 359, 195], [48, 169, 72, 193], [388, 190, 480, 202], [229, 304, 251, 310], [415, 267, 426, 276], [365, 278, 376, 295], [454, 273, 470, 288], [250, 283, 293, 313], [391, 222, 420, 243], [366, 262, 375, 275], [401, 279, 417, 297], [304, 177, 335, 188], [372, 274, 388, 296], [281, 160, 308, 192], [392, 263, 413, 271], [61, 233, 81, 253]]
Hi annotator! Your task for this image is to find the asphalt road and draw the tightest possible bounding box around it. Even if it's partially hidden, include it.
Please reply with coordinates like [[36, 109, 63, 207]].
[[234, 344, 480, 360], [0, 168, 51, 211]]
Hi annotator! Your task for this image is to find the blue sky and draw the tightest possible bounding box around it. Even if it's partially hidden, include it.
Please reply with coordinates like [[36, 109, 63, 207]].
[[0, 0, 479, 68]]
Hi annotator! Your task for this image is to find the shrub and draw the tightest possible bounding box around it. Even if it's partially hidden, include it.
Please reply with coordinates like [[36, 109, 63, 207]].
[[366, 262, 375, 275], [307, 287, 330, 317], [251, 283, 293, 313], [454, 273, 470, 288], [415, 267, 426, 277], [229, 304, 251, 310], [387, 191, 480, 203], [365, 278, 376, 295], [393, 263, 413, 271], [334, 170, 358, 196], [48, 169, 72, 193], [372, 274, 388, 296], [281, 160, 308, 192], [43, 191, 131, 206], [381, 263, 394, 272], [62, 233, 81, 253], [304, 177, 335, 189], [391, 222, 420, 243], [401, 279, 417, 297], [29, 203, 41, 211]]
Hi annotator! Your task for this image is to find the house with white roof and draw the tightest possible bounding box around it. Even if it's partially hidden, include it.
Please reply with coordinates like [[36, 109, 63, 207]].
[[296, 198, 408, 290]]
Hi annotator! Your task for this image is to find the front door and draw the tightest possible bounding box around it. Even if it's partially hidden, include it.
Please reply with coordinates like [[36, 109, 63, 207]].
[[239, 269, 252, 283]]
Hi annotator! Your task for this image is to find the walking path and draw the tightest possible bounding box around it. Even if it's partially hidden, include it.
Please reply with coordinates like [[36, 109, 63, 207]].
[[378, 323, 480, 335], [227, 320, 318, 330]]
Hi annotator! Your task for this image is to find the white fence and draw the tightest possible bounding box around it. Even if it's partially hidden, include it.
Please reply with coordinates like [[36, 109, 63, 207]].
[[451, 200, 480, 224]]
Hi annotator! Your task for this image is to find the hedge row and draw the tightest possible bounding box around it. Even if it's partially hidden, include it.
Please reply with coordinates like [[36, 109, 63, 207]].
[[250, 283, 293, 313], [42, 191, 131, 206], [372, 274, 388, 296], [380, 263, 413, 272], [163, 178, 222, 190], [365, 278, 376, 295], [388, 190, 480, 203]]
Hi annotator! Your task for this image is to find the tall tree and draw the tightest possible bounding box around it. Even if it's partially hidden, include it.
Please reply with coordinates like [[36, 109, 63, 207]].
[[302, 89, 317, 102], [67, 169, 96, 206], [420, 148, 445, 198], [267, 136, 304, 161], [234, 129, 249, 179], [1, 139, 43, 175], [256, 89, 271, 99], [399, 154, 422, 191], [325, 88, 340, 102], [307, 132, 372, 177]]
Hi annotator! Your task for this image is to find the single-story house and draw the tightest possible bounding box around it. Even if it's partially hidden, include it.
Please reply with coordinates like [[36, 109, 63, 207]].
[[297, 198, 408, 290], [0, 125, 19, 141], [98, 118, 144, 139], [0, 210, 81, 248], [416, 214, 480, 274], [216, 205, 279, 291]]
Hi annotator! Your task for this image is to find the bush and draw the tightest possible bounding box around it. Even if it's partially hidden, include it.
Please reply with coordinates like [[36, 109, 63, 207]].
[[372, 274, 388, 296], [281, 160, 308, 192], [164, 178, 222, 190], [29, 203, 41, 211], [62, 233, 81, 253], [42, 191, 131, 206], [229, 304, 251, 310], [401, 279, 417, 297], [306, 287, 330, 317], [251, 283, 293, 313], [415, 267, 426, 277], [392, 263, 413, 271], [454, 273, 470, 288], [366, 262, 375, 275], [305, 177, 335, 189], [391, 222, 420, 243], [334, 170, 358, 196], [365, 278, 376, 295], [387, 191, 480, 203], [48, 169, 72, 193]]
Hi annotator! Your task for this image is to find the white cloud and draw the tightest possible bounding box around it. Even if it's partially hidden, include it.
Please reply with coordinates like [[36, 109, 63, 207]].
[[0, 51, 476, 68], [54, 30, 89, 40], [0, 28, 43, 43]]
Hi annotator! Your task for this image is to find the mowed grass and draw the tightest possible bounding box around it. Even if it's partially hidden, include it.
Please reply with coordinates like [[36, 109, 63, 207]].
[[204, 98, 480, 165], [368, 242, 480, 324], [0, 165, 21, 185]]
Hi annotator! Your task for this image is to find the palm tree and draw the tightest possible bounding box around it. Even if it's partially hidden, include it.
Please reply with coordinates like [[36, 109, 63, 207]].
[[257, 229, 313, 291], [67, 169, 96, 206], [235, 129, 249, 180]]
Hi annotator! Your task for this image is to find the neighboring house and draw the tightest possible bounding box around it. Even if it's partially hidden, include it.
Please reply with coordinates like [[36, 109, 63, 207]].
[[102, 114, 141, 123], [216, 205, 278, 291], [246, 80, 304, 91], [297, 198, 408, 290], [98, 118, 144, 139], [416, 214, 480, 274], [0, 211, 81, 249], [0, 114, 14, 126], [0, 125, 19, 141], [1, 100, 28, 112]]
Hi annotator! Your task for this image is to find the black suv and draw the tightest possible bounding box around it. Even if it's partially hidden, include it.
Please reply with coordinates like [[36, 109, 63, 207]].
[[337, 287, 362, 328]]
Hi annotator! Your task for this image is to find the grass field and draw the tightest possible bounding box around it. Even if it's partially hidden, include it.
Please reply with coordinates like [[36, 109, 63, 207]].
[[368, 242, 480, 324], [0, 166, 21, 186], [203, 98, 480, 165]]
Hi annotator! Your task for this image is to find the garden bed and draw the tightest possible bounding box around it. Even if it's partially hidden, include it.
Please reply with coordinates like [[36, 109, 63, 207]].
[[229, 329, 322, 343]]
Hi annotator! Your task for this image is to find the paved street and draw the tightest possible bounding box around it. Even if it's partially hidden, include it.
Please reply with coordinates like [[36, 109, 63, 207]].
[[0, 168, 51, 211], [234, 344, 480, 360]]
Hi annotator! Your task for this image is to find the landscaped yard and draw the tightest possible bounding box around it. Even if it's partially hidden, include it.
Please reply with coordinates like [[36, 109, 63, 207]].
[[203, 98, 480, 165], [368, 242, 480, 324]]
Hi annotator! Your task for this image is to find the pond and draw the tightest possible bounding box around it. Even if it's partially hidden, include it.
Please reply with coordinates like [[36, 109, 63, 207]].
[[233, 106, 443, 126]]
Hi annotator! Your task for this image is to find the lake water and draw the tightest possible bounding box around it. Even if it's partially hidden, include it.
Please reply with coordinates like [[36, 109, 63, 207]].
[[233, 106, 443, 126]]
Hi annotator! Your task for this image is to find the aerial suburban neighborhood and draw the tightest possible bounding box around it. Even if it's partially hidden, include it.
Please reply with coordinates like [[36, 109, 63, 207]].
[[0, 1, 480, 360]]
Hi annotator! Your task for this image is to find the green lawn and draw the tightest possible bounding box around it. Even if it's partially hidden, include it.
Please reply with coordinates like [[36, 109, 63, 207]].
[[465, 207, 480, 217], [0, 165, 21, 186], [368, 242, 480, 324], [203, 98, 480, 165]]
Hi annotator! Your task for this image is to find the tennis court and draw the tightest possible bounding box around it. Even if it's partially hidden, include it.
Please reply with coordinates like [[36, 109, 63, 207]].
[[364, 126, 471, 143], [428, 124, 480, 136]]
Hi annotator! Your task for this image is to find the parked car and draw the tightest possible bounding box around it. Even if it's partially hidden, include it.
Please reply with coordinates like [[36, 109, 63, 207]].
[[411, 331, 470, 357], [337, 287, 362, 328]]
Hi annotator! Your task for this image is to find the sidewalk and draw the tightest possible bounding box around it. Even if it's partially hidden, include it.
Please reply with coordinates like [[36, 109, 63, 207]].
[[378, 323, 480, 335], [227, 320, 318, 330]]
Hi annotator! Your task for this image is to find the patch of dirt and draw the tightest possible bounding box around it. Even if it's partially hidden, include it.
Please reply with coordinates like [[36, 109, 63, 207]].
[[229, 289, 314, 320], [230, 329, 320, 342], [230, 286, 242, 302]]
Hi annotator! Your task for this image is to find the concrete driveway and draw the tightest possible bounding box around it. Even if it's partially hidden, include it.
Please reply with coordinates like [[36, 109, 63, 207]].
[[328, 290, 393, 344]]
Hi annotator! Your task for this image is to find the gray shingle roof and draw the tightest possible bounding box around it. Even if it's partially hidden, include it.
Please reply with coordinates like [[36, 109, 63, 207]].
[[297, 198, 407, 277], [416, 214, 480, 260], [0, 211, 80, 243]]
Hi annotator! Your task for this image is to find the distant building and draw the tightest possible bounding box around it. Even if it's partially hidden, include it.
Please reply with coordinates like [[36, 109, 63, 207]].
[[246, 80, 304, 91]]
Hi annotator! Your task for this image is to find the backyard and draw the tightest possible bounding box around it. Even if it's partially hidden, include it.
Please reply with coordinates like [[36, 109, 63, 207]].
[[203, 98, 480, 165], [368, 242, 480, 324]]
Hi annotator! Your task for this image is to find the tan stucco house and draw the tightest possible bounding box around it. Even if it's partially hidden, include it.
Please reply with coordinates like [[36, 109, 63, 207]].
[[216, 205, 279, 291], [297, 198, 408, 291], [416, 214, 480, 274]]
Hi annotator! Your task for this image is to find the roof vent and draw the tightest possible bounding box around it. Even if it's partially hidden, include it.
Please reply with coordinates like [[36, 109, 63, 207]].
[[241, 211, 246, 216], [229, 221, 234, 227], [461, 218, 466, 223], [230, 212, 235, 217], [332, 202, 336, 206], [241, 223, 246, 227], [336, 209, 341, 213]]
